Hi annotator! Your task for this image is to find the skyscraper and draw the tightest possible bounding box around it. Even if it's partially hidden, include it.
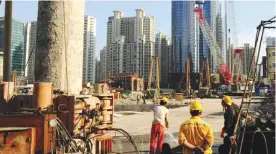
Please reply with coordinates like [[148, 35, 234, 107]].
[[100, 46, 106, 80], [216, 3, 223, 52], [172, 1, 198, 73], [0, 17, 25, 76], [155, 32, 172, 87], [242, 43, 256, 77], [95, 57, 101, 82], [106, 9, 155, 81], [83, 16, 96, 83], [24, 21, 37, 81]]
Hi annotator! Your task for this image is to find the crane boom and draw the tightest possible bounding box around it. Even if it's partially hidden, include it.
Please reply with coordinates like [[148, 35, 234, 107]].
[[194, 7, 233, 85]]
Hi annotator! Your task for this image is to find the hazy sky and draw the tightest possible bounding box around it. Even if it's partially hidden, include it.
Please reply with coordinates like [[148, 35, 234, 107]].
[[0, 0, 275, 60]]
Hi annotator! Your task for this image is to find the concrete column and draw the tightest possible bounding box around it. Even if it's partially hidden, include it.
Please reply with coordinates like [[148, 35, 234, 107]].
[[35, 0, 84, 94]]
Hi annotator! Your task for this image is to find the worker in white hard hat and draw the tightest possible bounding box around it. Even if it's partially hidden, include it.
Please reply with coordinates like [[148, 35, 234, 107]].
[[178, 101, 214, 154], [150, 96, 169, 154]]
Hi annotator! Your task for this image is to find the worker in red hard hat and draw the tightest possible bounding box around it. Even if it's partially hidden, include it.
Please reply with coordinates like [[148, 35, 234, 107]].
[[150, 97, 169, 154], [178, 101, 214, 154]]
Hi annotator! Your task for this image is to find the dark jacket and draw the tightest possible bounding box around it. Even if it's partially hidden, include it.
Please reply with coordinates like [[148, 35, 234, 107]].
[[223, 103, 239, 135]]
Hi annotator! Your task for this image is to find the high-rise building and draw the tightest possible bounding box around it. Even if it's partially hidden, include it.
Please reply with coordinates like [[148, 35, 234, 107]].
[[24, 21, 37, 81], [106, 9, 155, 82], [216, 3, 223, 55], [83, 16, 96, 84], [0, 17, 25, 76], [95, 58, 101, 82], [242, 44, 256, 77], [100, 46, 107, 80], [266, 37, 276, 82], [172, 1, 199, 73], [155, 32, 172, 87], [266, 37, 276, 47]]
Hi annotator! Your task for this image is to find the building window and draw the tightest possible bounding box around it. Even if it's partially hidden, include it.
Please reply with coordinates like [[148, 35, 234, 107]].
[[273, 63, 276, 68], [272, 52, 275, 56]]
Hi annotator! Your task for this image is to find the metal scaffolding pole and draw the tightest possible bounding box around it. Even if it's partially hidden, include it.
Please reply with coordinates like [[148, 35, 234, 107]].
[[3, 0, 12, 81]]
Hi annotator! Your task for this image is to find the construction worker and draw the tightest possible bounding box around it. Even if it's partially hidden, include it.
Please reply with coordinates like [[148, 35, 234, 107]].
[[150, 96, 169, 154], [178, 101, 214, 154], [219, 95, 239, 154]]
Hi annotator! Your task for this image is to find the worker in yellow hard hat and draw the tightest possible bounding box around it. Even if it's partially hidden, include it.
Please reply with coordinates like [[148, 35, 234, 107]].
[[150, 96, 169, 154], [219, 95, 239, 154], [178, 101, 214, 154]]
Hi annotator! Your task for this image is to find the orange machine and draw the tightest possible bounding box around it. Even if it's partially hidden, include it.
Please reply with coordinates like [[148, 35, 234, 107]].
[[0, 82, 115, 154]]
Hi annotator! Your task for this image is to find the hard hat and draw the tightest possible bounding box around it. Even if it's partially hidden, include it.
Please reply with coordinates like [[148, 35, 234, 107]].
[[190, 101, 203, 111], [222, 95, 232, 105], [161, 96, 168, 103]]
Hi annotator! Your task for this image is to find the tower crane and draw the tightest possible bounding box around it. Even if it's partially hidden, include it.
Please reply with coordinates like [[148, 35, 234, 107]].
[[194, 7, 233, 85]]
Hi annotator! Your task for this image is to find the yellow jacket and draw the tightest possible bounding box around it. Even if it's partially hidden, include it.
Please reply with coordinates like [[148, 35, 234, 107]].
[[178, 116, 214, 154]]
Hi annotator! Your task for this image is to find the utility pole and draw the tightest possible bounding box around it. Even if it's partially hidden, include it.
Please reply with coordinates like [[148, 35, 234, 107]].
[[3, 0, 12, 81]]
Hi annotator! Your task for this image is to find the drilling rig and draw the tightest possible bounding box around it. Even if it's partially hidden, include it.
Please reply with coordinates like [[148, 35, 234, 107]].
[[145, 56, 160, 100], [198, 58, 211, 98]]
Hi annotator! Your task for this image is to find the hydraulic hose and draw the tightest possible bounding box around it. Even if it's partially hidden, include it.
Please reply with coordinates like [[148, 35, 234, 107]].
[[104, 128, 140, 154]]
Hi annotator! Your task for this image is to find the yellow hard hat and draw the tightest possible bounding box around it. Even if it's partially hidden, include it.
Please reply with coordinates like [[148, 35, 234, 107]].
[[222, 95, 232, 105], [161, 96, 168, 103], [190, 101, 203, 111]]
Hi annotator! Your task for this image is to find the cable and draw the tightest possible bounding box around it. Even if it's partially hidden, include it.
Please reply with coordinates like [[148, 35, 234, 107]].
[[250, 130, 268, 154], [23, 44, 36, 76], [103, 128, 140, 154]]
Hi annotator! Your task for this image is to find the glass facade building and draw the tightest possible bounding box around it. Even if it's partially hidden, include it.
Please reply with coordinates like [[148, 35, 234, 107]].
[[0, 17, 25, 76], [172, 1, 198, 73], [199, 1, 211, 67]]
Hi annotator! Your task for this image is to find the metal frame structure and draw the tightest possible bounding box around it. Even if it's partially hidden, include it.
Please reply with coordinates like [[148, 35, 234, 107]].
[[176, 57, 190, 95], [147, 56, 160, 97], [230, 16, 276, 154], [199, 58, 210, 88], [232, 48, 243, 83]]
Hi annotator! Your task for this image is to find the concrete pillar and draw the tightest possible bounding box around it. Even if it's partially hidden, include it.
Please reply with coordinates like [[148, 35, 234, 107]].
[[35, 0, 84, 94]]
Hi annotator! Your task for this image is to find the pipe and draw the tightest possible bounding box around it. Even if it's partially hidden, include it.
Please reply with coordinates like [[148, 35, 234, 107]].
[[3, 0, 12, 81]]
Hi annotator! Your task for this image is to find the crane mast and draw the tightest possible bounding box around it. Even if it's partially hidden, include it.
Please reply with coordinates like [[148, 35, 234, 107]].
[[194, 7, 233, 85]]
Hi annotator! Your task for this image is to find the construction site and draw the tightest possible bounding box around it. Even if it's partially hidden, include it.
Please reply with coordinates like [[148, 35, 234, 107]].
[[0, 0, 275, 154]]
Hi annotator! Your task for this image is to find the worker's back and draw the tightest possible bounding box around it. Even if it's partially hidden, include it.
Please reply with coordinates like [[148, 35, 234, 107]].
[[179, 116, 214, 154], [152, 105, 168, 126]]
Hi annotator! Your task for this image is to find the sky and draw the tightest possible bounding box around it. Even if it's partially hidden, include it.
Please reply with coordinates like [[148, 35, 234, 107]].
[[0, 0, 275, 61]]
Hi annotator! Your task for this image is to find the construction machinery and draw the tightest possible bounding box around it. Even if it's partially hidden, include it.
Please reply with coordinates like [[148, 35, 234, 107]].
[[194, 7, 233, 86], [232, 48, 243, 84], [229, 16, 276, 154], [176, 58, 191, 96], [145, 56, 160, 100], [198, 58, 211, 98]]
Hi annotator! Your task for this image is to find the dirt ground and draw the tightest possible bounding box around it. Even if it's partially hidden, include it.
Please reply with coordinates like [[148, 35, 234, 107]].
[[112, 97, 243, 153], [114, 97, 242, 135]]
